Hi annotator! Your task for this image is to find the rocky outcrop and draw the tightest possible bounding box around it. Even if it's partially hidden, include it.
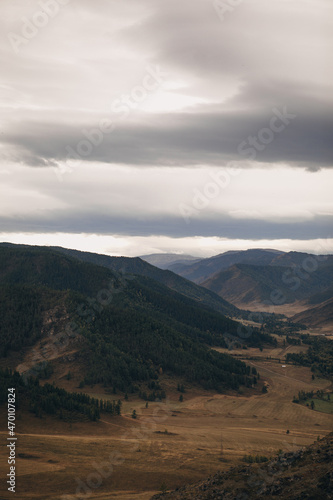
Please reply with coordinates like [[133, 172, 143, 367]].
[[151, 433, 333, 499]]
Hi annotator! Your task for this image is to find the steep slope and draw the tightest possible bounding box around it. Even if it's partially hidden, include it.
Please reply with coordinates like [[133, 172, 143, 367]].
[[151, 433, 333, 500], [0, 283, 68, 357], [201, 260, 333, 309], [46, 245, 242, 317], [306, 286, 333, 306], [169, 249, 284, 284], [291, 297, 333, 330], [0, 245, 266, 394]]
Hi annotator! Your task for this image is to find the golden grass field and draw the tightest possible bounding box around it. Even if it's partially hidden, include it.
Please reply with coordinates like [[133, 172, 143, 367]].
[[1, 341, 332, 500]]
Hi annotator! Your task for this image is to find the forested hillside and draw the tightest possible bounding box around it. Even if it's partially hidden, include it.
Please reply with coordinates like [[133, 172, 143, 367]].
[[0, 245, 273, 396], [48, 245, 243, 317]]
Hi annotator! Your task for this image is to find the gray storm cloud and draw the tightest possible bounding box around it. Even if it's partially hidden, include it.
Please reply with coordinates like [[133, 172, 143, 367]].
[[0, 0, 332, 247]]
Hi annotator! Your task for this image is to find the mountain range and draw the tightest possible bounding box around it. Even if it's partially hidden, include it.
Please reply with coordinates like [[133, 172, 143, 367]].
[[1, 242, 331, 401], [167, 249, 285, 282], [48, 245, 243, 318], [146, 249, 333, 328], [140, 253, 200, 269], [0, 243, 272, 398]]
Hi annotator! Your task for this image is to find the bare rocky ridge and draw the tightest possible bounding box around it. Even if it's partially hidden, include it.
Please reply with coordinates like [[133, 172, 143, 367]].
[[16, 303, 84, 377]]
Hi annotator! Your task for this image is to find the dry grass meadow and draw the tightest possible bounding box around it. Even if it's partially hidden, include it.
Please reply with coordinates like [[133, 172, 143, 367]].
[[1, 339, 332, 500]]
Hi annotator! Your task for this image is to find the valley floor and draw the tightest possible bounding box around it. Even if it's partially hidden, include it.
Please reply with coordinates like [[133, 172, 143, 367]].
[[0, 350, 332, 500]]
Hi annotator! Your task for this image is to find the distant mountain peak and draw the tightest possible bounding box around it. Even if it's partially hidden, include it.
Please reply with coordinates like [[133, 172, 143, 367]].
[[139, 253, 200, 270]]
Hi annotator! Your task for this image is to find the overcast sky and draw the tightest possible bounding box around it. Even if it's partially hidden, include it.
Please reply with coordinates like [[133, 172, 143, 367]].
[[1, 0, 332, 257]]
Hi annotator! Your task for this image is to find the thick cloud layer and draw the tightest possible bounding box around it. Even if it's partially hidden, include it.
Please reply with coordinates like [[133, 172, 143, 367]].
[[3, 96, 333, 168], [0, 0, 332, 252]]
